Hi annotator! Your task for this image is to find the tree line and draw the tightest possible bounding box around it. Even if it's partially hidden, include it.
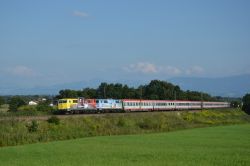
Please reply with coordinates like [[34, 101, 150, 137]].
[[56, 80, 216, 101]]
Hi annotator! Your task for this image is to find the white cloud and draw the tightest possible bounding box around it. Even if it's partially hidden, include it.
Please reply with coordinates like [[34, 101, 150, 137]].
[[159, 66, 182, 75], [124, 62, 205, 77], [186, 66, 204, 75], [72, 11, 89, 18], [5, 65, 37, 77], [124, 62, 158, 74], [123, 62, 182, 76]]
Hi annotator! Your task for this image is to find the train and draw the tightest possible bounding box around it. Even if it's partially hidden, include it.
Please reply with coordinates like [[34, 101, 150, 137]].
[[57, 97, 230, 113]]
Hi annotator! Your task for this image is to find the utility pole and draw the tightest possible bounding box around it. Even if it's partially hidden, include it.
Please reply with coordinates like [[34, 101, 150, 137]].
[[201, 92, 203, 110], [140, 86, 142, 110], [140, 87, 143, 100], [104, 85, 106, 99]]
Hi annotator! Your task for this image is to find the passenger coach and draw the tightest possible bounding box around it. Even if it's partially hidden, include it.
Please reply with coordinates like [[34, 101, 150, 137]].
[[57, 98, 230, 113]]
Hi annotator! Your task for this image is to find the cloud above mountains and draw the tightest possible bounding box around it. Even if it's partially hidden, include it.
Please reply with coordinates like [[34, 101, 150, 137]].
[[4, 65, 37, 77], [123, 62, 158, 74], [186, 66, 204, 75], [123, 62, 204, 76]]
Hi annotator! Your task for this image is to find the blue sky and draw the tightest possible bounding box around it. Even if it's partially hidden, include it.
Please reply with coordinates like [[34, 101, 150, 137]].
[[0, 0, 250, 88]]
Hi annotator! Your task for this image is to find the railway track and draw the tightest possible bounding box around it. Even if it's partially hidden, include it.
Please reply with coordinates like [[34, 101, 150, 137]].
[[0, 110, 201, 121]]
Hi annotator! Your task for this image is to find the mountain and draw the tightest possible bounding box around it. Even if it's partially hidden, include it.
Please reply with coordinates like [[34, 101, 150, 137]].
[[169, 74, 250, 97], [0, 74, 249, 97]]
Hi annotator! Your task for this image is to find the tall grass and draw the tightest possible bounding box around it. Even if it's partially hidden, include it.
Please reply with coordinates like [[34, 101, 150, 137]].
[[0, 108, 249, 147]]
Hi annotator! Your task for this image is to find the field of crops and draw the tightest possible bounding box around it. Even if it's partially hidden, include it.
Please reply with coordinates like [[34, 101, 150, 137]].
[[0, 124, 249, 166]]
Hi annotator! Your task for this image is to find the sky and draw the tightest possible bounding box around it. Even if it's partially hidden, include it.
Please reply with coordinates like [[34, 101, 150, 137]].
[[0, 0, 250, 88]]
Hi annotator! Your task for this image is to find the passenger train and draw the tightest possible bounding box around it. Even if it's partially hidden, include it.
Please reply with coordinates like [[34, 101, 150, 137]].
[[57, 98, 230, 113]]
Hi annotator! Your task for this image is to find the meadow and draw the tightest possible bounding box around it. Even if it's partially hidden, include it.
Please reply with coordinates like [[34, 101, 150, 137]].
[[0, 124, 249, 166]]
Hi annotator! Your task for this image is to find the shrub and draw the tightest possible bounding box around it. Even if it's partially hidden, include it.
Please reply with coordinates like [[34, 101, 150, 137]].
[[37, 104, 52, 112], [18, 105, 37, 112], [47, 116, 60, 125], [242, 93, 250, 115], [27, 120, 39, 132], [137, 118, 159, 130], [9, 96, 26, 112], [117, 117, 126, 127]]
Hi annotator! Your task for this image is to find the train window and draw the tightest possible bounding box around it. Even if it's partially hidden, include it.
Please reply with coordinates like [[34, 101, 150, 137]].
[[58, 100, 67, 103], [104, 100, 108, 103], [73, 100, 78, 103]]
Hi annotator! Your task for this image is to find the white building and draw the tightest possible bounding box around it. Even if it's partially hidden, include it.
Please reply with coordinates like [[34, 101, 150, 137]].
[[28, 101, 38, 105]]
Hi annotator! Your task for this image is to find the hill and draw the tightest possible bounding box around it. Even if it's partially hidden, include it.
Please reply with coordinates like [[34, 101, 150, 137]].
[[170, 74, 250, 97], [0, 74, 249, 97]]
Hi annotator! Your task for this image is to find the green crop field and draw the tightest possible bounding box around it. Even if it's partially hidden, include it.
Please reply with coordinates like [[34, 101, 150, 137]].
[[0, 124, 249, 166]]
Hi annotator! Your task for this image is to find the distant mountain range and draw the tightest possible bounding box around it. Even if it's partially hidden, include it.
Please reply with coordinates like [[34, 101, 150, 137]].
[[169, 74, 250, 97], [0, 74, 249, 97]]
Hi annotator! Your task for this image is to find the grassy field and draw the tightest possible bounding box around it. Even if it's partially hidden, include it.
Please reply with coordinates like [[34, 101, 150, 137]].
[[0, 124, 249, 166]]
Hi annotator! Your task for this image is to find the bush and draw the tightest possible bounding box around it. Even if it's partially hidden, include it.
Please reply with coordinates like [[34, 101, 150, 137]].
[[9, 96, 26, 112], [137, 118, 159, 130], [47, 116, 60, 125], [18, 105, 37, 112], [242, 93, 250, 115], [117, 117, 127, 127], [0, 96, 5, 106], [27, 120, 39, 132], [37, 104, 52, 112]]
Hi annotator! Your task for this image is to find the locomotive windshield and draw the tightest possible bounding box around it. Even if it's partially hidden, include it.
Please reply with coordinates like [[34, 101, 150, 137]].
[[58, 99, 67, 103]]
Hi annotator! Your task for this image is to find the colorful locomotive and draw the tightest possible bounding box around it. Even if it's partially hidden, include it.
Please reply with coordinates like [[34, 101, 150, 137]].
[[57, 98, 230, 113]]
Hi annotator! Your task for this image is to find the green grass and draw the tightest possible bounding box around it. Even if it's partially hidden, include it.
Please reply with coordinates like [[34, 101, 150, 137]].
[[0, 124, 249, 166]]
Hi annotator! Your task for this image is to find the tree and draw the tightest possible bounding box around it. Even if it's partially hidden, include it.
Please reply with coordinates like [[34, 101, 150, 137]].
[[230, 100, 241, 108], [9, 96, 26, 112], [56, 89, 78, 99], [0, 96, 5, 106], [242, 93, 250, 115]]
